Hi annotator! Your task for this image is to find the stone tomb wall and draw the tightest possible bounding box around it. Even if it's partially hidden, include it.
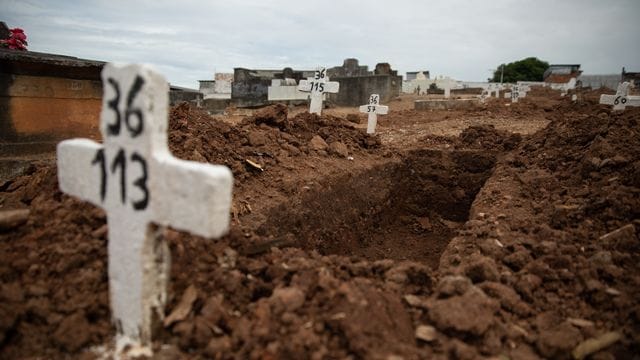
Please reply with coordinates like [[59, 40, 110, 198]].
[[0, 49, 105, 157], [328, 74, 401, 106]]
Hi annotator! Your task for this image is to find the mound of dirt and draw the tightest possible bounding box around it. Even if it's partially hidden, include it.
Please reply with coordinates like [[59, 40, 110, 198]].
[[441, 104, 640, 358], [458, 125, 522, 151], [168, 103, 381, 181]]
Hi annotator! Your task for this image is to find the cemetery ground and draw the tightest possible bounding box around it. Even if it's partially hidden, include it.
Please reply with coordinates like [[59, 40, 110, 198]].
[[1, 87, 639, 359]]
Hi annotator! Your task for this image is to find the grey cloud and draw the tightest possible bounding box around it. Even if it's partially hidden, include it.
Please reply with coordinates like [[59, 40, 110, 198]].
[[4, 0, 639, 87]]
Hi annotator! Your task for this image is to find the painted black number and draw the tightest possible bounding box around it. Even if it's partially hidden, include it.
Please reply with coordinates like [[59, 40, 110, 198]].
[[111, 149, 126, 204], [105, 76, 145, 138], [131, 153, 149, 210], [106, 79, 122, 136], [125, 76, 145, 137], [92, 149, 107, 201], [91, 148, 149, 211]]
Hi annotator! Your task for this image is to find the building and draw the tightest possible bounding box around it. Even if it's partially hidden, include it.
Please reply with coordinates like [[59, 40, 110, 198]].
[[543, 64, 582, 83], [405, 71, 430, 81], [199, 73, 233, 100], [622, 67, 640, 88]]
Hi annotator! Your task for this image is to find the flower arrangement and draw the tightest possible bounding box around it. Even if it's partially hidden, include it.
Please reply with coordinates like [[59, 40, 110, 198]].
[[1, 28, 28, 50]]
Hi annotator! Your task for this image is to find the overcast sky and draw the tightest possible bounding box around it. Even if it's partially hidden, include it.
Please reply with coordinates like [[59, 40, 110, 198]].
[[4, 0, 640, 88]]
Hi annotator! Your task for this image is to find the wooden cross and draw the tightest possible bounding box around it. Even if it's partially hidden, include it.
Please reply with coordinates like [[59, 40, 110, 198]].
[[600, 82, 640, 111], [57, 64, 233, 355], [297, 67, 340, 114], [359, 94, 388, 134]]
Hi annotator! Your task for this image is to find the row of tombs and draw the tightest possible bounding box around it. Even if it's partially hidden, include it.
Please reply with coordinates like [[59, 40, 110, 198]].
[[0, 50, 401, 160]]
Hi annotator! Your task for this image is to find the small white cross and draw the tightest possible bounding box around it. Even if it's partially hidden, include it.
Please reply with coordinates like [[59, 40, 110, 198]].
[[442, 80, 456, 99], [600, 82, 640, 111], [511, 85, 520, 103], [297, 67, 340, 114], [359, 94, 388, 134], [57, 64, 233, 355], [480, 89, 490, 103]]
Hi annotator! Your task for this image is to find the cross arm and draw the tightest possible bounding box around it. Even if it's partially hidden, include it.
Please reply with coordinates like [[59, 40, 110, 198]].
[[359, 104, 389, 115], [152, 155, 233, 238], [57, 139, 104, 207], [324, 81, 339, 93], [297, 79, 311, 92]]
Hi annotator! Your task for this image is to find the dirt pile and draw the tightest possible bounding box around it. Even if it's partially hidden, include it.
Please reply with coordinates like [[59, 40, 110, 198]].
[[0, 165, 111, 357], [458, 125, 522, 151], [168, 103, 380, 181], [440, 104, 640, 358]]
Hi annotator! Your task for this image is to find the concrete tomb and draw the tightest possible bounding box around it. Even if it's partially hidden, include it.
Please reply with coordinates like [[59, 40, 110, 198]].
[[359, 94, 388, 134], [297, 67, 340, 114], [57, 63, 233, 355]]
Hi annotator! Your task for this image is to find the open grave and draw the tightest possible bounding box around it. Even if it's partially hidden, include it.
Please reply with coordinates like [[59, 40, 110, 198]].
[[259, 149, 496, 267]]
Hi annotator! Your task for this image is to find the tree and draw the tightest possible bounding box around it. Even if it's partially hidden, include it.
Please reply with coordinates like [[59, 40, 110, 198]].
[[490, 57, 549, 83]]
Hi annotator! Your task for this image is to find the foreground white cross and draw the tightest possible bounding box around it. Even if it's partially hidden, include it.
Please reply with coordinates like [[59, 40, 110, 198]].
[[57, 64, 233, 355], [297, 67, 340, 114], [359, 94, 389, 134], [600, 82, 640, 111]]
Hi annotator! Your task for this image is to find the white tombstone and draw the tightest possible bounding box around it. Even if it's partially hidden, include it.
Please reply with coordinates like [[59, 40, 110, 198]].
[[359, 94, 389, 134], [297, 67, 340, 114], [600, 82, 640, 111], [57, 63, 233, 355]]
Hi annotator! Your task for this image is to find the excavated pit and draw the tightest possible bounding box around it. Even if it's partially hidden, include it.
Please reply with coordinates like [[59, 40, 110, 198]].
[[259, 149, 496, 268]]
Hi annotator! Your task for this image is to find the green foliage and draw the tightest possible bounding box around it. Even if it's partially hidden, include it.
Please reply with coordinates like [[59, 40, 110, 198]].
[[490, 57, 549, 83]]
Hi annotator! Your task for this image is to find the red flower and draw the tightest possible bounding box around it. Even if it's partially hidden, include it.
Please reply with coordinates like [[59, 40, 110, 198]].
[[1, 27, 28, 50], [11, 31, 27, 41]]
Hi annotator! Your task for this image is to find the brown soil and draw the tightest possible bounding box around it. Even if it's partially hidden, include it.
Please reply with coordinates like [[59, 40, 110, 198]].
[[1, 92, 639, 359]]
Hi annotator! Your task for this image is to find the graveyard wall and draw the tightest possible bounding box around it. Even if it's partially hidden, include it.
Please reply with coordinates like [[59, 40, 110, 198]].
[[0, 49, 105, 156], [577, 74, 621, 90], [328, 74, 401, 107], [169, 87, 203, 106]]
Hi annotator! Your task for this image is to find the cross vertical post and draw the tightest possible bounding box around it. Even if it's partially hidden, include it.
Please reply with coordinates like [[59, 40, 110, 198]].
[[359, 94, 389, 134], [297, 67, 340, 114], [57, 64, 234, 356]]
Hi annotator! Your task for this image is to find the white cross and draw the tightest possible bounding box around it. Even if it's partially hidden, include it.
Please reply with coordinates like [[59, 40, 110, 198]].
[[359, 94, 389, 134], [297, 67, 340, 114], [442, 80, 456, 99], [511, 85, 520, 103], [56, 64, 233, 355], [480, 89, 490, 103], [600, 82, 640, 111]]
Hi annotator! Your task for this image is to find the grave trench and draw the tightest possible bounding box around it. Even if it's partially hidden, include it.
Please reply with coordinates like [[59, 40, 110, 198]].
[[258, 149, 497, 268]]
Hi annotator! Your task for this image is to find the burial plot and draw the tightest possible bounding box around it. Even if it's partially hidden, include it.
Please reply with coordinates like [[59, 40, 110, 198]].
[[57, 63, 233, 355], [359, 94, 388, 134], [600, 82, 640, 111], [298, 67, 340, 114]]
